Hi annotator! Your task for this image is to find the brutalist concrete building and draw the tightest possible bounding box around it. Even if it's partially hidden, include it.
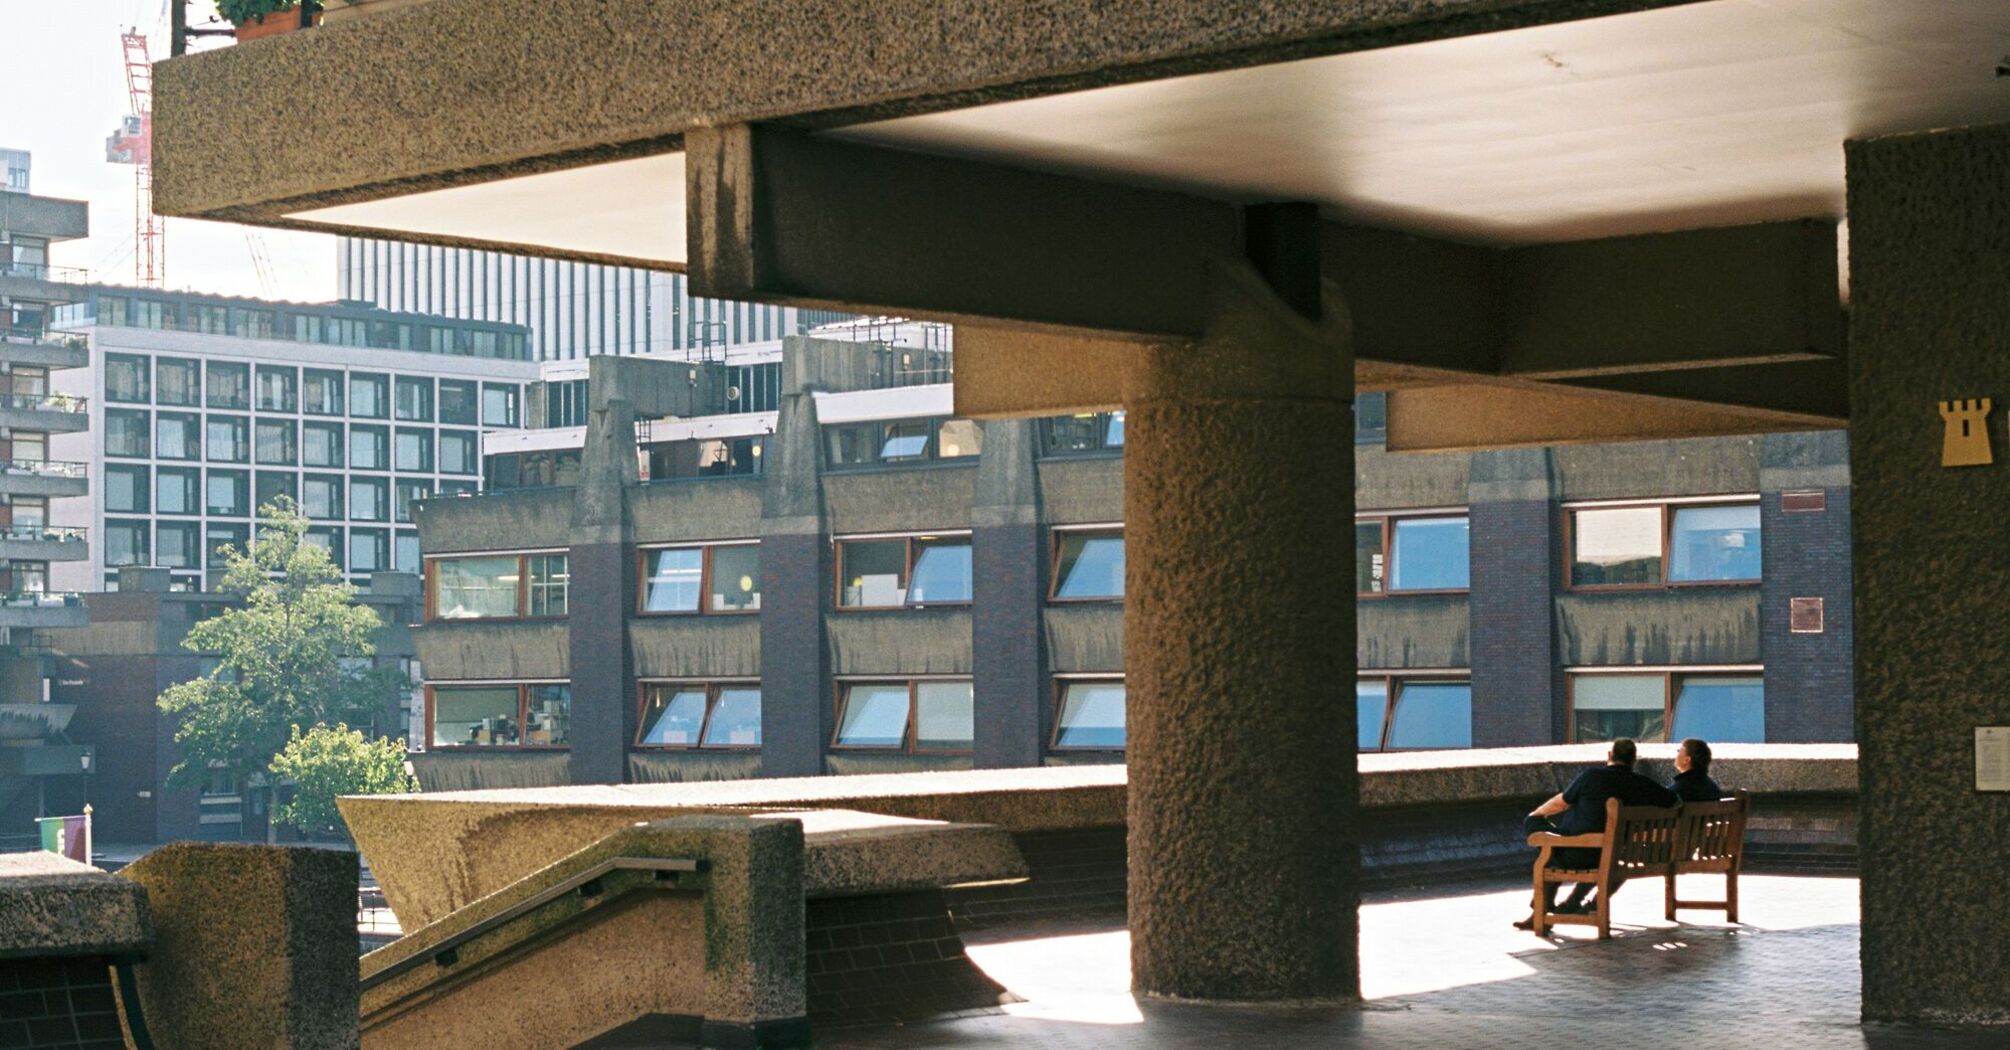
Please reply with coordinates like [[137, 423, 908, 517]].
[[408, 334, 1851, 792]]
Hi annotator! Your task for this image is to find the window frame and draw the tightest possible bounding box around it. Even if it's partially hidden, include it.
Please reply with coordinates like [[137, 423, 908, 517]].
[[829, 677, 976, 755], [1036, 411, 1127, 458], [1562, 496, 1762, 591], [1047, 525, 1125, 604], [1355, 509, 1472, 598], [833, 531, 975, 611], [1050, 674, 1126, 752], [634, 541, 762, 617], [1355, 672, 1475, 752], [633, 679, 762, 750], [424, 680, 571, 750], [424, 549, 570, 623], [1564, 666, 1766, 744]]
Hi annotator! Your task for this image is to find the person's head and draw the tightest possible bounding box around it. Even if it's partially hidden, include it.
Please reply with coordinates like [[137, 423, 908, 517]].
[[1607, 738, 1638, 768], [1677, 737, 1712, 775]]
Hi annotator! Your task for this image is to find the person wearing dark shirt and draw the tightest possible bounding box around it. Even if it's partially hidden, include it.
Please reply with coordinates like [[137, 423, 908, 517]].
[[1515, 738, 1679, 929], [1670, 737, 1724, 802]]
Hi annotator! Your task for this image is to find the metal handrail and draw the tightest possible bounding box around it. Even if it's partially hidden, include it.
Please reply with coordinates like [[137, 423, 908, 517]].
[[0, 262, 89, 283], [0, 591, 84, 608], [0, 525, 85, 543], [0, 392, 86, 413], [0, 458, 88, 479]]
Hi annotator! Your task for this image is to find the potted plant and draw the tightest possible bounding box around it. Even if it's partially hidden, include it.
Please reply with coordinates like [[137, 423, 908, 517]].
[[321, 0, 435, 26], [220, 0, 318, 42]]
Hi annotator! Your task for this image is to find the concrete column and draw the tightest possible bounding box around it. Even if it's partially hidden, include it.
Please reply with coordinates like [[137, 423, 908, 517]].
[[1846, 121, 2010, 1024], [1125, 259, 1356, 1002], [971, 418, 1046, 768], [1467, 449, 1559, 746], [566, 398, 638, 785], [760, 376, 831, 778], [1758, 431, 1853, 742]]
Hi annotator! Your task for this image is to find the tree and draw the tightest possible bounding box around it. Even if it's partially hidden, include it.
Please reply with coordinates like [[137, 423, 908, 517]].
[[268, 723, 418, 838], [157, 499, 390, 840]]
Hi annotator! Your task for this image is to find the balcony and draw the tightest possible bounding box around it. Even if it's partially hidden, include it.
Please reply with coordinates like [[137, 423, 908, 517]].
[[0, 590, 87, 629], [0, 325, 89, 370], [0, 458, 89, 499], [0, 391, 88, 433], [0, 261, 90, 305], [0, 524, 87, 562]]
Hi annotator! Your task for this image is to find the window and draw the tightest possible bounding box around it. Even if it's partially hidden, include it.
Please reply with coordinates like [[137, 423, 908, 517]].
[[156, 522, 199, 569], [394, 429, 433, 473], [644, 437, 764, 480], [429, 552, 567, 620], [349, 373, 388, 419], [935, 419, 983, 460], [351, 477, 389, 522], [394, 532, 420, 573], [485, 450, 581, 490], [1053, 678, 1125, 750], [156, 467, 199, 515], [438, 430, 477, 475], [105, 519, 150, 567], [1355, 391, 1388, 445], [302, 369, 344, 416], [255, 472, 297, 510], [1568, 501, 1762, 587], [394, 480, 429, 523], [205, 361, 249, 410], [395, 377, 434, 422], [106, 465, 150, 513], [206, 470, 249, 516], [105, 354, 150, 403], [238, 309, 276, 340], [824, 417, 983, 468], [302, 474, 344, 520], [206, 415, 248, 462], [638, 544, 760, 614], [429, 683, 570, 748], [307, 525, 343, 568], [1051, 529, 1124, 600], [105, 409, 150, 457], [1357, 676, 1474, 751], [636, 682, 762, 748], [438, 479, 476, 496], [1570, 671, 1765, 744], [255, 366, 297, 412], [155, 412, 200, 460], [188, 305, 227, 335], [349, 425, 388, 470], [545, 379, 588, 428], [1356, 514, 1471, 594], [207, 523, 247, 567], [439, 380, 479, 425], [837, 535, 972, 608], [349, 528, 389, 574], [133, 300, 168, 330], [833, 680, 973, 753], [255, 420, 298, 465], [302, 421, 343, 468], [1039, 412, 1126, 455], [482, 383, 519, 427]]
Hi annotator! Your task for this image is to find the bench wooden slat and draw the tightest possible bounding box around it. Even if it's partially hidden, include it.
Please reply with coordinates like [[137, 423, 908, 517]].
[[1529, 791, 1750, 940]]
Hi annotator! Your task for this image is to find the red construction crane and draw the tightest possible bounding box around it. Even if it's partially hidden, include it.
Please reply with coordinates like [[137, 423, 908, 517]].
[[105, 29, 164, 288]]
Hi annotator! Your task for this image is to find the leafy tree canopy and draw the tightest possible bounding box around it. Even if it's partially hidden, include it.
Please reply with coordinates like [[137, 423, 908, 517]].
[[269, 723, 418, 836]]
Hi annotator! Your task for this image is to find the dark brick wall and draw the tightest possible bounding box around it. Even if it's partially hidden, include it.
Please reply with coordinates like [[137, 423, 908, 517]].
[[51, 654, 158, 844], [1760, 487, 1855, 742], [566, 541, 634, 784], [971, 522, 1045, 768], [760, 532, 830, 778], [804, 891, 1011, 1028], [0, 957, 126, 1050], [948, 827, 1128, 928], [1468, 499, 1559, 746]]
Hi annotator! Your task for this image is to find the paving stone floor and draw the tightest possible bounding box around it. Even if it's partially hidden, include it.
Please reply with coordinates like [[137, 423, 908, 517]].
[[815, 874, 2005, 1049]]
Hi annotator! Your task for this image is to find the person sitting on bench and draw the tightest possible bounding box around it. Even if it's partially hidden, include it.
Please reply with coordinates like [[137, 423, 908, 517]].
[[1515, 738, 1678, 929], [1670, 737, 1723, 802]]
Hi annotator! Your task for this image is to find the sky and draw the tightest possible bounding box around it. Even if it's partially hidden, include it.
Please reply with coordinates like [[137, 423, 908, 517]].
[[1, 0, 334, 302]]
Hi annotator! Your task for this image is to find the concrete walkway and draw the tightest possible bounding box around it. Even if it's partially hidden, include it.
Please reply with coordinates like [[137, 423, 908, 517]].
[[818, 875, 2000, 1049]]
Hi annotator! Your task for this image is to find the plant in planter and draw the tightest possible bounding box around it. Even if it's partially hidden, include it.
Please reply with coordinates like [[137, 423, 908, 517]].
[[321, 0, 435, 26], [219, 0, 318, 42]]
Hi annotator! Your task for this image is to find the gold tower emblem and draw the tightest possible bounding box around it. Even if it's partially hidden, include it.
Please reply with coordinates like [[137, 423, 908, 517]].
[[1940, 398, 1994, 468]]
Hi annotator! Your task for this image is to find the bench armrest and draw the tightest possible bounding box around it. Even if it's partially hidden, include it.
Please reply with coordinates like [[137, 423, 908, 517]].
[[1526, 832, 1603, 848]]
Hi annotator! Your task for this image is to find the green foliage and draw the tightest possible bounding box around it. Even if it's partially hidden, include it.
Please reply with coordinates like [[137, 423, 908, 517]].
[[269, 723, 417, 836], [216, 0, 306, 28], [157, 499, 389, 801]]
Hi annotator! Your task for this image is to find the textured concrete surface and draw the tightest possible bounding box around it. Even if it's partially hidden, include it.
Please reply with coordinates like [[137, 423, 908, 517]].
[[119, 843, 359, 1050], [1846, 121, 2010, 1026], [1123, 259, 1355, 1001], [0, 853, 149, 960]]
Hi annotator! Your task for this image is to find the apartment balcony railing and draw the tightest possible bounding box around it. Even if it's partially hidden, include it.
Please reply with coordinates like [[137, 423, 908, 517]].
[[0, 392, 86, 413], [0, 525, 86, 544], [0, 262, 90, 284], [0, 591, 83, 609], [1, 459, 88, 480], [0, 326, 88, 351]]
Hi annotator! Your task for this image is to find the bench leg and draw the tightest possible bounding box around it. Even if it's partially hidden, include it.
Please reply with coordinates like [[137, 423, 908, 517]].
[[1665, 872, 1677, 922], [1595, 875, 1612, 940], [1726, 866, 1740, 925], [1531, 863, 1550, 936]]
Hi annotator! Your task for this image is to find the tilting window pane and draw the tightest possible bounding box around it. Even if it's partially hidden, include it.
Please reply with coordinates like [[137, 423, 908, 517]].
[[1390, 517, 1470, 591], [1355, 521, 1385, 595], [433, 687, 517, 747], [840, 540, 907, 607], [434, 556, 520, 619], [913, 681, 974, 751], [878, 421, 931, 461], [640, 687, 707, 746], [528, 554, 568, 617], [641, 548, 702, 612], [836, 684, 911, 747], [1572, 674, 1666, 743], [1670, 676, 1765, 743], [1571, 507, 1663, 586], [1386, 682, 1473, 749], [1055, 682, 1126, 749], [703, 688, 763, 747], [1669, 505, 1761, 582], [936, 419, 983, 459], [1357, 679, 1389, 752], [907, 540, 972, 605], [525, 685, 570, 746], [709, 546, 761, 611], [1055, 533, 1125, 599]]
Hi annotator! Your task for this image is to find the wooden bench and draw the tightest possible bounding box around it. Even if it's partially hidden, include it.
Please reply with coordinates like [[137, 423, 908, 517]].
[[1527, 792, 1750, 939]]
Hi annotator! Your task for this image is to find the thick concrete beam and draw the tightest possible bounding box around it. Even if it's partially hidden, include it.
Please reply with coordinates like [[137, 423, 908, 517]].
[[1385, 378, 1838, 453]]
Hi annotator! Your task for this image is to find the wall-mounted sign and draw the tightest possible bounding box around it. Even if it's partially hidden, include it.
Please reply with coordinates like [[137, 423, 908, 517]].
[[1789, 597, 1825, 634], [1939, 398, 1994, 467], [1978, 726, 2010, 792]]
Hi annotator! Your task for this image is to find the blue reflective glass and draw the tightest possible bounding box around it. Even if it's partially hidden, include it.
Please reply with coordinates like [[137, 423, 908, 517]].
[[1357, 680, 1389, 752], [1387, 683, 1473, 749], [1104, 411, 1125, 447], [640, 689, 706, 746], [1055, 682, 1126, 749], [907, 542, 972, 604], [1670, 676, 1765, 743], [1669, 505, 1761, 582], [1390, 517, 1470, 591], [1055, 534, 1124, 599], [837, 685, 910, 747]]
